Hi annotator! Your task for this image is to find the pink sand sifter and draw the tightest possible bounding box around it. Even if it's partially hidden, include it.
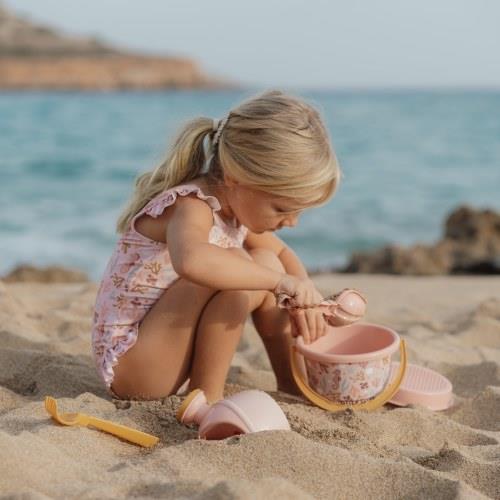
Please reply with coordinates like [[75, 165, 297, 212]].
[[387, 362, 453, 410]]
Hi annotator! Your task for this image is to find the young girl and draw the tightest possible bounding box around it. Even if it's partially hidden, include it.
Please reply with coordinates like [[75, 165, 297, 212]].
[[91, 89, 340, 404]]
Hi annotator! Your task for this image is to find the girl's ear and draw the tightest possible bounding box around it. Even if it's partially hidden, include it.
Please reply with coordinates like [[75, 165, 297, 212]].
[[224, 173, 239, 188]]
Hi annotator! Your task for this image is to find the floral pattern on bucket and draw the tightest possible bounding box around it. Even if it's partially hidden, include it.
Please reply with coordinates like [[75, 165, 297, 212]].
[[304, 356, 392, 403]]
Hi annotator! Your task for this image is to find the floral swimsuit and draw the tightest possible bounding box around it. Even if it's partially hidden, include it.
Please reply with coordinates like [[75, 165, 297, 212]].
[[91, 183, 248, 396]]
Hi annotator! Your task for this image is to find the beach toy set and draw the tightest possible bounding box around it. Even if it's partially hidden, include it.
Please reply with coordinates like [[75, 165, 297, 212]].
[[44, 288, 452, 445], [176, 287, 453, 440], [283, 288, 453, 412]]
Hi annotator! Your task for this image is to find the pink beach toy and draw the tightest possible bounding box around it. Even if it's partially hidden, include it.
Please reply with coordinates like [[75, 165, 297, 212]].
[[291, 323, 408, 411], [388, 362, 454, 411], [177, 389, 290, 440], [279, 287, 408, 411], [280, 287, 452, 411], [290, 325, 454, 412], [276, 288, 367, 327]]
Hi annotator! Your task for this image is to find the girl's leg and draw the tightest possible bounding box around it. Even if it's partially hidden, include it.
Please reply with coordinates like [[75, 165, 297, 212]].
[[110, 247, 298, 401], [187, 286, 266, 402], [188, 248, 300, 402], [110, 247, 263, 401], [110, 278, 219, 400], [248, 249, 302, 396]]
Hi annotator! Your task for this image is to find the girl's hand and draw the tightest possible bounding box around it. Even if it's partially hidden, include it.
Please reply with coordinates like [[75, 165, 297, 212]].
[[272, 275, 323, 308], [288, 307, 329, 344], [273, 274, 328, 343]]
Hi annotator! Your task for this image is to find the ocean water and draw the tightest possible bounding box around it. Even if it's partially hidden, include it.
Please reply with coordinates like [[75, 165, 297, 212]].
[[1, 89, 499, 280]]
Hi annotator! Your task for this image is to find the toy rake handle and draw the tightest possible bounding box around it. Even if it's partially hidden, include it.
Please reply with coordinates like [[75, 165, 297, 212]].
[[87, 416, 159, 447]]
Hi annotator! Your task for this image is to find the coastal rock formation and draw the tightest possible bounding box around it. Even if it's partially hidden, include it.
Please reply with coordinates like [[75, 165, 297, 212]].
[[0, 55, 229, 90], [2, 264, 90, 283], [0, 2, 233, 90], [341, 206, 500, 275]]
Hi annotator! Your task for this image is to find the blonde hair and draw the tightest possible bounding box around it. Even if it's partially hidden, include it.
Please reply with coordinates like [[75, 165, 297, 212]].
[[116, 89, 341, 234]]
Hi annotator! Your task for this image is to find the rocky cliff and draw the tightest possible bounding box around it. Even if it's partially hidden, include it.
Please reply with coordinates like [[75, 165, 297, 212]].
[[0, 3, 234, 90], [338, 206, 500, 275]]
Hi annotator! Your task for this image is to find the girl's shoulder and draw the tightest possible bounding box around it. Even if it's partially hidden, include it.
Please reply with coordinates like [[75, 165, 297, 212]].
[[142, 181, 222, 219], [130, 181, 222, 243]]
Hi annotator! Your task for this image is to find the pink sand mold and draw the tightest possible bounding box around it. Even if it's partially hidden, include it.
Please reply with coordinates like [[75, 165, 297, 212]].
[[177, 389, 290, 440], [388, 362, 454, 411]]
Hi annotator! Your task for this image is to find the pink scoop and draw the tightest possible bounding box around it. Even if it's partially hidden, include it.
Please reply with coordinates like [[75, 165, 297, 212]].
[[177, 389, 290, 440], [276, 288, 367, 327]]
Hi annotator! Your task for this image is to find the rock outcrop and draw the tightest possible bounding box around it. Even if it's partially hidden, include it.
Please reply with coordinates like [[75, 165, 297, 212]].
[[0, 3, 235, 90], [2, 264, 90, 283], [339, 206, 500, 275]]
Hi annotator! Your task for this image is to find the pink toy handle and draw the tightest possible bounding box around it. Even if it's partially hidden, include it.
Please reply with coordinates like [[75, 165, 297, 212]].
[[276, 288, 367, 327]]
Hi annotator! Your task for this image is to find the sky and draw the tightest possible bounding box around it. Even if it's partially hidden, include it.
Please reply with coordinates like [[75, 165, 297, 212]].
[[5, 0, 500, 89]]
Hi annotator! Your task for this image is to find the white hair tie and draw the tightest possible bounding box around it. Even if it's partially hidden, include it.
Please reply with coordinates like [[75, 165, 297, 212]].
[[202, 117, 228, 173], [212, 116, 228, 147]]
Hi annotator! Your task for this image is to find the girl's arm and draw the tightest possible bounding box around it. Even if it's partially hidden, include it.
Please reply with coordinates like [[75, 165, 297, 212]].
[[244, 229, 308, 279], [278, 245, 308, 279], [167, 196, 285, 291]]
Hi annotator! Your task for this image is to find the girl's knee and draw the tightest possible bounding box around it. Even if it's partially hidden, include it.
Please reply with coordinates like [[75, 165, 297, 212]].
[[179, 277, 218, 296], [226, 247, 252, 260], [227, 246, 284, 273], [248, 247, 285, 273], [216, 287, 266, 315], [222, 246, 283, 310]]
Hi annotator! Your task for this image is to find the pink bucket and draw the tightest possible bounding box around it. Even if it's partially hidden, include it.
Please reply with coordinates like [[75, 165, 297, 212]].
[[291, 323, 406, 408]]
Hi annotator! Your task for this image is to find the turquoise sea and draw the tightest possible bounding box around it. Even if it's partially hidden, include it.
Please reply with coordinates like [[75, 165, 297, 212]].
[[1, 89, 499, 280]]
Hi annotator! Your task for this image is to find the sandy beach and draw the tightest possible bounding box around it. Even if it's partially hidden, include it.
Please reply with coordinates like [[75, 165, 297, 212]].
[[0, 273, 499, 499]]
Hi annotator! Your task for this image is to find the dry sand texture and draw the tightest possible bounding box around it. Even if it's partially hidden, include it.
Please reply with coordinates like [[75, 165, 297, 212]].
[[0, 274, 499, 499]]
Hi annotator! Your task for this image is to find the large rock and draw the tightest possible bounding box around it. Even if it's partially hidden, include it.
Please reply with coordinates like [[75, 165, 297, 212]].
[[2, 264, 90, 283], [340, 206, 500, 275], [0, 3, 234, 90]]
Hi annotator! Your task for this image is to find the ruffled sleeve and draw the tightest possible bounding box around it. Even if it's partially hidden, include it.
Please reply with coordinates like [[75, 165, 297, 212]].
[[134, 184, 222, 222]]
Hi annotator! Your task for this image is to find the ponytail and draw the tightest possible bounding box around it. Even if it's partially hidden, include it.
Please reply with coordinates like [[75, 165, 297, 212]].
[[116, 117, 214, 234]]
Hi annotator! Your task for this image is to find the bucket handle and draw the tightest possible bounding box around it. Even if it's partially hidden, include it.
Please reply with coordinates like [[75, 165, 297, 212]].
[[290, 339, 407, 412]]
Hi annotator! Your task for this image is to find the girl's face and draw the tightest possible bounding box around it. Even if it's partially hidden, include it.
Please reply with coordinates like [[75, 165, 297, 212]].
[[227, 181, 304, 233]]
